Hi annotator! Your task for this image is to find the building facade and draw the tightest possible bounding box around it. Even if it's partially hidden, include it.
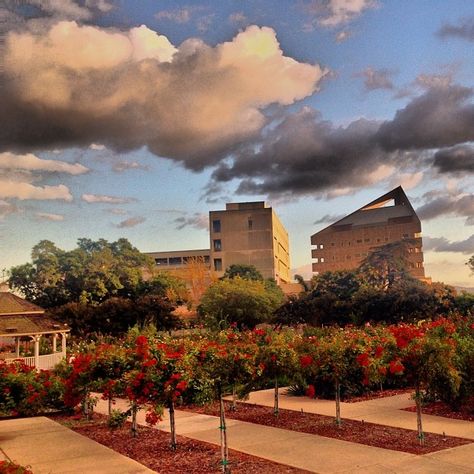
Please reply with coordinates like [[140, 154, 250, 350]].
[[311, 187, 426, 280], [145, 202, 290, 284], [209, 202, 290, 283]]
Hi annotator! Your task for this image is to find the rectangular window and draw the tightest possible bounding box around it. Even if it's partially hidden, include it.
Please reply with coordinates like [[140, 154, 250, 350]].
[[169, 257, 182, 266], [248, 218, 253, 230], [356, 239, 362, 243], [319, 244, 324, 249], [402, 233, 409, 239], [212, 219, 221, 233], [320, 257, 325, 263], [213, 239, 222, 251], [364, 238, 370, 243], [155, 258, 168, 266], [314, 258, 319, 263], [204, 256, 210, 263], [214, 258, 222, 271]]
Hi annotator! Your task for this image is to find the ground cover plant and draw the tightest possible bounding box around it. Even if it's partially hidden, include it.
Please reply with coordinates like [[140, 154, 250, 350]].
[[1, 317, 473, 469]]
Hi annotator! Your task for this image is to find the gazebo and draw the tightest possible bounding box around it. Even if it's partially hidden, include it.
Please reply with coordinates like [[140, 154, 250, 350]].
[[0, 286, 69, 370]]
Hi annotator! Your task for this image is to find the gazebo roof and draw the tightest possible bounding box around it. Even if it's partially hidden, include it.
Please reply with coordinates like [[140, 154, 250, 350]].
[[0, 291, 45, 316], [0, 291, 69, 336]]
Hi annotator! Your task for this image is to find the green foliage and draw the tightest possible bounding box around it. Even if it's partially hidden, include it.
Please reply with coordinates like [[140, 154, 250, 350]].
[[198, 276, 285, 329], [9, 238, 150, 307], [49, 295, 181, 336], [108, 409, 129, 429], [222, 264, 264, 281], [467, 255, 474, 274]]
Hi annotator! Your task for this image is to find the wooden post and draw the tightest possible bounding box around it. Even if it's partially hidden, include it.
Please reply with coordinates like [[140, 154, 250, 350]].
[[335, 379, 341, 427], [33, 335, 40, 369], [52, 334, 57, 353], [15, 337, 20, 357], [61, 333, 67, 355], [169, 399, 177, 450], [274, 378, 279, 416]]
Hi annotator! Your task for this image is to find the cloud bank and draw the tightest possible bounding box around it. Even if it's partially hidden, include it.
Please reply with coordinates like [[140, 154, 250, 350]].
[[1, 22, 326, 171]]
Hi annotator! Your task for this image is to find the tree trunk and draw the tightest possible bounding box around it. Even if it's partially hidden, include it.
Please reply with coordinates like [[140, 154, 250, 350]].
[[83, 392, 92, 420], [335, 379, 341, 427], [274, 378, 279, 416], [131, 401, 138, 438], [231, 385, 237, 411], [169, 399, 177, 450], [219, 389, 230, 473], [108, 397, 112, 416], [415, 383, 424, 445]]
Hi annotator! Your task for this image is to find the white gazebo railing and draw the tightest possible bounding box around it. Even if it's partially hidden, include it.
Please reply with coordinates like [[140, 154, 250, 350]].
[[5, 351, 66, 370]]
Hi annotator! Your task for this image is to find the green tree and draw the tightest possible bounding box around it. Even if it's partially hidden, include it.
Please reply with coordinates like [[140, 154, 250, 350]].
[[467, 256, 474, 274], [9, 238, 150, 307], [222, 264, 264, 281], [198, 277, 284, 329]]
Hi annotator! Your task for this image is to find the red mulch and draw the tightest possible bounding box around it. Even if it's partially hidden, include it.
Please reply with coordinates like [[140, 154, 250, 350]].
[[49, 414, 310, 474], [343, 388, 411, 403], [403, 399, 474, 422], [181, 401, 472, 455]]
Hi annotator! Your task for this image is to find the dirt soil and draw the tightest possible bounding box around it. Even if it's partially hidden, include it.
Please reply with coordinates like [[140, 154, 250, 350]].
[[50, 414, 310, 474], [403, 398, 474, 422], [181, 401, 472, 455]]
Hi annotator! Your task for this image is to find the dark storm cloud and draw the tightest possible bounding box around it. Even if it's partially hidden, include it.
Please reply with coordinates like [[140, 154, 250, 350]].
[[438, 17, 474, 42], [0, 20, 324, 171], [208, 83, 474, 199], [417, 195, 474, 225], [376, 85, 474, 151], [433, 145, 474, 174], [423, 235, 474, 254]]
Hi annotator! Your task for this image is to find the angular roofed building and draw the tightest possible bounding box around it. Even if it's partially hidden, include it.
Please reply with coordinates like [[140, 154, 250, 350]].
[[311, 186, 426, 280]]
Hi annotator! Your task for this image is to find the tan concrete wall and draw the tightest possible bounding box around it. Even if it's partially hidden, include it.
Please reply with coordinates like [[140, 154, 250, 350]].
[[311, 217, 425, 279], [209, 203, 291, 283]]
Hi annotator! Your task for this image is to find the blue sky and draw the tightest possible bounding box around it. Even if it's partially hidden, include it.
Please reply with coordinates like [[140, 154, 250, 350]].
[[1, 0, 474, 286]]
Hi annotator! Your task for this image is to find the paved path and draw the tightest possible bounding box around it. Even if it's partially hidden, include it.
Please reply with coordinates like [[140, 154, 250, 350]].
[[241, 389, 474, 440], [1, 391, 472, 474], [93, 395, 474, 474], [0, 416, 154, 474]]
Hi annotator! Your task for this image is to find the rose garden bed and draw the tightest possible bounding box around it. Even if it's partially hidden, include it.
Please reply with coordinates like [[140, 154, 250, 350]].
[[50, 414, 310, 474], [181, 401, 472, 455]]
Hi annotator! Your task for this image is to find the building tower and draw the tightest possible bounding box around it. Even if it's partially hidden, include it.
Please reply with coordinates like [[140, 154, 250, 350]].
[[311, 186, 426, 280], [209, 202, 290, 283]]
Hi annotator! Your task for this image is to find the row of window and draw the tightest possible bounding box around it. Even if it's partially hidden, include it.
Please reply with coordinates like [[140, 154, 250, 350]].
[[315, 234, 421, 249], [212, 218, 255, 234], [155, 256, 210, 266]]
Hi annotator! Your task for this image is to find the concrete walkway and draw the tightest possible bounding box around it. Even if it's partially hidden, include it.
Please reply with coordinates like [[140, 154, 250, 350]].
[[1, 392, 472, 474], [241, 389, 474, 440], [0, 416, 154, 474], [93, 395, 474, 474]]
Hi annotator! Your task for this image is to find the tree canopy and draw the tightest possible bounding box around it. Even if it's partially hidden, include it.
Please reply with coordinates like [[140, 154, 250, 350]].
[[222, 264, 264, 281], [9, 238, 152, 307], [198, 275, 285, 329]]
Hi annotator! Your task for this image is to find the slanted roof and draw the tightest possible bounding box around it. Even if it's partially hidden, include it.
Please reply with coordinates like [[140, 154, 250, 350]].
[[0, 292, 44, 316], [0, 292, 69, 336], [0, 314, 69, 337], [312, 186, 419, 237]]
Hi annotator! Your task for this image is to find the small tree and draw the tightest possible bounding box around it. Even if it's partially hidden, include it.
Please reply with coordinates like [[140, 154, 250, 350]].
[[198, 277, 284, 329], [222, 264, 264, 281]]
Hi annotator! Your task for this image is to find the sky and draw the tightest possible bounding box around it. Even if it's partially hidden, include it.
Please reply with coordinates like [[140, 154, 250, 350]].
[[1, 0, 474, 287]]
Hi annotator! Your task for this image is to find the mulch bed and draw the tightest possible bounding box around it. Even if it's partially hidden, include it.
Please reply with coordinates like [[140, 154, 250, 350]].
[[181, 401, 472, 455], [49, 414, 310, 474], [343, 388, 411, 403], [403, 399, 474, 422]]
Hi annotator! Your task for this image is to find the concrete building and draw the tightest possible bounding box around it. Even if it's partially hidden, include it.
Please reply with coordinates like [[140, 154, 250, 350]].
[[209, 202, 290, 283], [146, 201, 291, 285], [311, 186, 426, 280]]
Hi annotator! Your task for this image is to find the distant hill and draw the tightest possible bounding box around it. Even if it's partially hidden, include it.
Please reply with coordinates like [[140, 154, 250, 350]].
[[455, 286, 474, 294]]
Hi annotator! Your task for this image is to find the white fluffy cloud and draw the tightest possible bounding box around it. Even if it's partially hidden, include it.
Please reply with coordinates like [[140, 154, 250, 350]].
[[0, 181, 72, 201], [304, 0, 377, 28], [36, 212, 64, 221], [0, 152, 88, 175], [2, 22, 326, 169], [82, 193, 136, 204]]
